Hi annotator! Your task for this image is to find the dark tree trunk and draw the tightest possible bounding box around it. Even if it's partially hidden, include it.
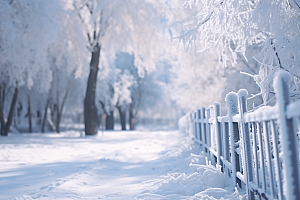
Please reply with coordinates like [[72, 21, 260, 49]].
[[56, 75, 60, 133], [55, 85, 70, 133], [117, 106, 126, 131], [99, 101, 114, 130], [37, 110, 41, 125], [0, 116, 4, 135], [17, 102, 22, 124], [41, 100, 49, 133], [129, 105, 135, 130], [0, 86, 6, 135], [84, 44, 101, 135], [106, 110, 114, 130], [41, 92, 51, 133], [28, 94, 32, 133], [2, 87, 18, 136], [1, 84, 6, 109], [56, 111, 61, 133], [50, 104, 56, 126]]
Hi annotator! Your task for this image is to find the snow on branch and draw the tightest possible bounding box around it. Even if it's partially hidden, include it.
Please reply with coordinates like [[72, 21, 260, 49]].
[[175, 0, 300, 104]]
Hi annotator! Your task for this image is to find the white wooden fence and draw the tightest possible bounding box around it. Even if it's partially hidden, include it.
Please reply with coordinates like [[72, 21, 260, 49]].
[[179, 70, 300, 200]]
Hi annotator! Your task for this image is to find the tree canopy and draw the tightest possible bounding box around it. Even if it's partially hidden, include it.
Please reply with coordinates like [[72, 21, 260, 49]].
[[174, 0, 300, 104]]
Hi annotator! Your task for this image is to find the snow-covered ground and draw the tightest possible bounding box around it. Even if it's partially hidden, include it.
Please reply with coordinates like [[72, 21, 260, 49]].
[[0, 127, 245, 200]]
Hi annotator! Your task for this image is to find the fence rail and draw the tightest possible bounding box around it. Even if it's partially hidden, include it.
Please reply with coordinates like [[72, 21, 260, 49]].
[[179, 70, 300, 200]]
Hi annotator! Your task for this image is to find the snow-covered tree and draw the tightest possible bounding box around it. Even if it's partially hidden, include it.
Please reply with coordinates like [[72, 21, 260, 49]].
[[41, 10, 88, 133], [174, 0, 300, 105], [73, 0, 166, 135], [0, 0, 88, 135], [0, 0, 64, 135], [112, 53, 135, 130], [97, 52, 137, 130], [130, 56, 181, 127], [97, 67, 116, 130]]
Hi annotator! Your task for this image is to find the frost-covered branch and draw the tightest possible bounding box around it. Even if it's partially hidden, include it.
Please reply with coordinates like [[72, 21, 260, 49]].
[[175, 0, 300, 103]]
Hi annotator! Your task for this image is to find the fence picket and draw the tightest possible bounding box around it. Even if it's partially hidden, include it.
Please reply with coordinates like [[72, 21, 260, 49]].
[[205, 108, 210, 154], [213, 103, 222, 166], [200, 107, 206, 152], [270, 119, 283, 200], [262, 121, 275, 198], [197, 109, 202, 142], [274, 70, 300, 200], [223, 122, 230, 177], [256, 122, 266, 194], [225, 92, 239, 187], [238, 89, 255, 199], [251, 122, 260, 191]]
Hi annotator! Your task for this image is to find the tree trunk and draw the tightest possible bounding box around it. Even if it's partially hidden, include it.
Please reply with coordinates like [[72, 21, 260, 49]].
[[28, 94, 32, 133], [41, 100, 49, 133], [56, 72, 60, 133], [37, 110, 41, 126], [2, 87, 18, 136], [117, 106, 126, 131], [56, 85, 70, 133], [41, 91, 51, 133], [0, 86, 6, 135], [99, 101, 114, 130], [84, 44, 101, 135], [56, 111, 60, 133], [50, 104, 56, 126], [129, 105, 135, 130], [17, 102, 22, 125], [1, 84, 6, 109], [106, 110, 114, 130], [13, 104, 17, 127]]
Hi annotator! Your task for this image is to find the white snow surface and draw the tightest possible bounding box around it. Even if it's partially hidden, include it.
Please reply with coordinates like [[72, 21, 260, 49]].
[[0, 127, 245, 200]]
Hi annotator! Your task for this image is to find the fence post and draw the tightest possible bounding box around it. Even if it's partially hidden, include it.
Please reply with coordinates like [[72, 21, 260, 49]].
[[205, 108, 211, 151], [237, 89, 254, 200], [193, 111, 196, 139], [274, 70, 300, 200], [197, 109, 202, 143], [200, 107, 207, 153], [225, 92, 239, 188], [195, 110, 200, 141], [213, 103, 222, 166]]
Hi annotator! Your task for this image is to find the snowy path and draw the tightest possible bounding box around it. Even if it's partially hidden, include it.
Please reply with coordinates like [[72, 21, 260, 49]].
[[0, 129, 193, 200]]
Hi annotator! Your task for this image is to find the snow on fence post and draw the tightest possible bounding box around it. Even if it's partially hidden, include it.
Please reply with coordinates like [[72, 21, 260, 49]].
[[213, 103, 222, 166], [225, 92, 239, 187], [274, 70, 300, 200], [237, 89, 255, 200]]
